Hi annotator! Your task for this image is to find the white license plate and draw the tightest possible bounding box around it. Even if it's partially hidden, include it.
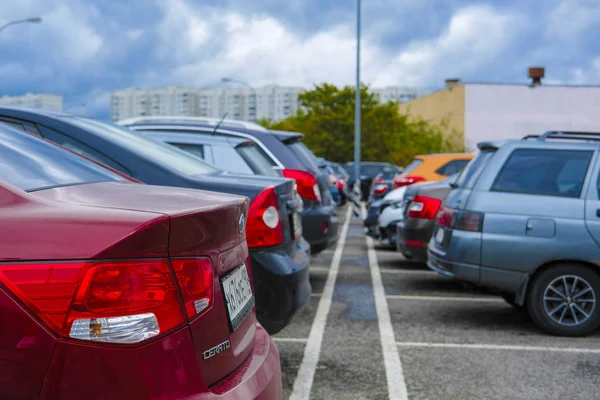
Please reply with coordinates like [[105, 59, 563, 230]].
[[293, 212, 303, 238], [435, 228, 445, 243], [221, 264, 255, 331]]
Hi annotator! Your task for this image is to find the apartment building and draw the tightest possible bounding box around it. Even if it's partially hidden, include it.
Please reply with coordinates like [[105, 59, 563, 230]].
[[110, 85, 420, 122], [0, 93, 63, 111]]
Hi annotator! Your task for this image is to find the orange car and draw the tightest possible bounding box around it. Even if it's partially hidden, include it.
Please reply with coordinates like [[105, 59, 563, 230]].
[[392, 153, 475, 189]]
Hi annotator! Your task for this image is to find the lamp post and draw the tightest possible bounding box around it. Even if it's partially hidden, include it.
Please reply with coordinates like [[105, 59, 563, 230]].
[[353, 0, 361, 195], [221, 77, 257, 122], [0, 17, 42, 36]]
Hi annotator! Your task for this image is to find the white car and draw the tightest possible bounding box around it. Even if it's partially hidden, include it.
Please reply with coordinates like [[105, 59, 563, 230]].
[[377, 183, 428, 246]]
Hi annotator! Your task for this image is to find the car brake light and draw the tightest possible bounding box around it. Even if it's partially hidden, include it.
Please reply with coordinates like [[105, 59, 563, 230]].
[[373, 177, 384, 183], [373, 184, 389, 195], [337, 179, 345, 190], [171, 258, 213, 318], [393, 175, 426, 189], [246, 186, 284, 248], [0, 260, 189, 344], [408, 196, 443, 219], [283, 169, 321, 202], [435, 207, 484, 232]]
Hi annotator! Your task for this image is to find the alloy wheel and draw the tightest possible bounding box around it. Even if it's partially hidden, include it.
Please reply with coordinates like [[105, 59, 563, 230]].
[[543, 274, 596, 327]]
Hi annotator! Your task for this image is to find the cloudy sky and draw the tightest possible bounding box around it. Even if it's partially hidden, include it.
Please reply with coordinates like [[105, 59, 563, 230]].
[[1, 0, 600, 118]]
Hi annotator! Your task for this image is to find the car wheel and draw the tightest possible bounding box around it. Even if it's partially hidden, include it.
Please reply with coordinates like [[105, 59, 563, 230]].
[[527, 264, 600, 337], [501, 293, 526, 310]]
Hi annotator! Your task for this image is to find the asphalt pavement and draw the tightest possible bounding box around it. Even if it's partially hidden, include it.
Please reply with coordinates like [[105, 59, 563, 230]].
[[274, 205, 600, 400]]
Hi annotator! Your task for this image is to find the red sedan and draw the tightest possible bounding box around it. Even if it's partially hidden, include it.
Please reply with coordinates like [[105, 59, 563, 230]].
[[0, 124, 282, 399]]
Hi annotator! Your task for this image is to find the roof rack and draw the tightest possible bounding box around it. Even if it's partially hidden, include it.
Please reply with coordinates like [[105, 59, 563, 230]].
[[116, 116, 269, 132], [522, 131, 600, 142]]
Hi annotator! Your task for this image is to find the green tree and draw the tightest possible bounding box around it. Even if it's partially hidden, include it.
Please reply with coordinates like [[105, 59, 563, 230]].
[[260, 83, 465, 166]]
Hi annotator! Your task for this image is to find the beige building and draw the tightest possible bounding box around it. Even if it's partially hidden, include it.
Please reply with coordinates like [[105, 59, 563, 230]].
[[0, 93, 63, 111], [399, 73, 600, 151]]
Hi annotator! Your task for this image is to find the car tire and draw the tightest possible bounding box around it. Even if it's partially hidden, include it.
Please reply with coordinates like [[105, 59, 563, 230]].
[[501, 293, 526, 311], [527, 264, 600, 337]]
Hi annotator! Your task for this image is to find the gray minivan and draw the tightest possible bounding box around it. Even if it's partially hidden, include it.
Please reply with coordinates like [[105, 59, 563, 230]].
[[428, 131, 600, 337]]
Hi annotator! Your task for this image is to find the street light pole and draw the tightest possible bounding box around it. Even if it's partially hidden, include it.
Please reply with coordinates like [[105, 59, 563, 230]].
[[221, 77, 257, 122], [353, 0, 361, 192], [0, 17, 42, 36]]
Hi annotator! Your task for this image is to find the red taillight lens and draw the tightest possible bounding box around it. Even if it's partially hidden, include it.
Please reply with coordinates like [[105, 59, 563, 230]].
[[283, 169, 321, 202], [373, 177, 384, 183], [337, 179, 345, 190], [408, 196, 443, 219], [171, 258, 213, 319], [0, 260, 186, 343], [247, 186, 284, 248], [373, 184, 389, 195], [392, 175, 426, 189], [435, 207, 483, 232]]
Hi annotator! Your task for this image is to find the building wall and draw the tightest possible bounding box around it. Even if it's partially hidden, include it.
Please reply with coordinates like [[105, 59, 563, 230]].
[[397, 85, 465, 148], [464, 84, 600, 151], [0, 93, 63, 111]]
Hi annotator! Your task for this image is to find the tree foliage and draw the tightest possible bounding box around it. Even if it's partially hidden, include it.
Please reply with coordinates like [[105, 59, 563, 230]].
[[259, 83, 465, 166]]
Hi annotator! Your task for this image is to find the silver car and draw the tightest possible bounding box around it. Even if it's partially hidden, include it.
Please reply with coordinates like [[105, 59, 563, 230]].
[[428, 131, 600, 337]]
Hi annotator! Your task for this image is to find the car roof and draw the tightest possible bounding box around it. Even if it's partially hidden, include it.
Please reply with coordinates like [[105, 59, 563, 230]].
[[414, 153, 476, 160], [117, 116, 269, 132], [269, 130, 304, 143], [140, 130, 251, 146]]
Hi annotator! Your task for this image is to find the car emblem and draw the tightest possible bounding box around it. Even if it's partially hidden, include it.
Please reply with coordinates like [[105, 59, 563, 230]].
[[203, 340, 231, 360], [238, 213, 245, 234]]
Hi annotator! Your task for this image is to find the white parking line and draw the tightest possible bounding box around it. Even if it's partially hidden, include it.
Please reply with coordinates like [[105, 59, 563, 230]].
[[386, 295, 503, 302], [396, 341, 600, 353], [366, 233, 409, 399], [379, 268, 436, 275], [309, 266, 330, 273], [274, 337, 309, 343], [310, 293, 322, 297], [289, 206, 353, 400]]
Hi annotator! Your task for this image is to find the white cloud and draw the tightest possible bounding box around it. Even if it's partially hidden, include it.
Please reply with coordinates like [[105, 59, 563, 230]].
[[546, 0, 600, 39], [147, 2, 523, 90]]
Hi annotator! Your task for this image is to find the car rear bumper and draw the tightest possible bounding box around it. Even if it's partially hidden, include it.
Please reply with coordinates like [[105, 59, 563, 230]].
[[250, 238, 312, 335], [209, 324, 283, 400], [39, 324, 282, 400], [301, 204, 340, 254], [396, 220, 434, 262], [426, 245, 481, 282]]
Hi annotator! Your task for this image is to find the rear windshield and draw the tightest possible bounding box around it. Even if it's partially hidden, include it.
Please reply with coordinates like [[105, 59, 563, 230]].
[[402, 159, 423, 175], [0, 124, 127, 192], [236, 142, 279, 177], [65, 117, 220, 177], [376, 166, 400, 180], [287, 141, 320, 171]]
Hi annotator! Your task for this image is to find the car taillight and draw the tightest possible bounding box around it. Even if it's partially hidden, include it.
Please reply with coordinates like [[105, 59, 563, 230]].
[[171, 258, 213, 318], [0, 259, 199, 344], [373, 177, 384, 183], [408, 196, 443, 219], [337, 179, 345, 190], [283, 169, 321, 202], [392, 175, 426, 189], [246, 185, 284, 248], [373, 184, 389, 195], [435, 207, 484, 232]]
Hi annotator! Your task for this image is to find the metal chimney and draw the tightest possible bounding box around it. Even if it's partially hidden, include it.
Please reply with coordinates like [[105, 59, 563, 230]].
[[528, 67, 545, 86]]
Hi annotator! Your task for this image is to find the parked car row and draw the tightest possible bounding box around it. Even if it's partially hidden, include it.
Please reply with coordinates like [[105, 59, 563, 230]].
[[0, 108, 342, 399], [371, 131, 600, 337]]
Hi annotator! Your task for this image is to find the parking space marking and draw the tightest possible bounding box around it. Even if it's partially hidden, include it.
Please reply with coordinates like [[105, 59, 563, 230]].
[[310, 293, 322, 297], [289, 206, 353, 400], [379, 268, 436, 275], [274, 338, 309, 343], [367, 235, 409, 400], [309, 267, 330, 273], [386, 294, 503, 302], [395, 341, 600, 353]]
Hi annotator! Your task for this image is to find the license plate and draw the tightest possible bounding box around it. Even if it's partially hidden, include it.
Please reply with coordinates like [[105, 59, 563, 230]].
[[221, 264, 255, 332], [435, 228, 445, 243], [292, 212, 303, 238]]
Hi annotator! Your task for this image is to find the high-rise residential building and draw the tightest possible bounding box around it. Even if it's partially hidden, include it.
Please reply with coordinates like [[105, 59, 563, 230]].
[[0, 93, 63, 111], [110, 85, 421, 122]]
